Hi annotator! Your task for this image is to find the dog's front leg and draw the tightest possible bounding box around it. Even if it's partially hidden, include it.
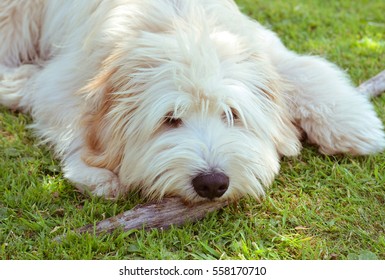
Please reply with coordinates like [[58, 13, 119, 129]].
[[262, 29, 385, 155], [62, 148, 121, 199]]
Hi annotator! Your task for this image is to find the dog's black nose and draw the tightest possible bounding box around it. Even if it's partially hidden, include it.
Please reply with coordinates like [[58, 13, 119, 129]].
[[192, 172, 229, 199]]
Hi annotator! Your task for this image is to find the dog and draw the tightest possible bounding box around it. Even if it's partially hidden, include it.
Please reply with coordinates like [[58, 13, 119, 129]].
[[1, 0, 384, 203]]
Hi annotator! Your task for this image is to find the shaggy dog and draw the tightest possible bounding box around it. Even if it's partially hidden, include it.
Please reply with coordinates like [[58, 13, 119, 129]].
[[1, 0, 384, 202]]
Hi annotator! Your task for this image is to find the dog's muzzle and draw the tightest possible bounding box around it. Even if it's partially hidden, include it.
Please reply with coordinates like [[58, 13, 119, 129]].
[[192, 172, 229, 200]]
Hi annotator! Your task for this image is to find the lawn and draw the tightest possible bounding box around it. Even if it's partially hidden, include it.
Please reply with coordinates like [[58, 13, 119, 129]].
[[1, 0, 385, 260]]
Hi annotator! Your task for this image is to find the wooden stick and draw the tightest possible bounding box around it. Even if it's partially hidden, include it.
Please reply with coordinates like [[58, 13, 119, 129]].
[[358, 70, 385, 97], [55, 197, 229, 240]]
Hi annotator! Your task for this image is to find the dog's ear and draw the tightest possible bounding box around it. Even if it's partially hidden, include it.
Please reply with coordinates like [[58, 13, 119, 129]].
[[78, 63, 125, 171]]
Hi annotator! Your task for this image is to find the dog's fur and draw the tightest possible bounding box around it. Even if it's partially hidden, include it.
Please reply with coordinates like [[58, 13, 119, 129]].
[[1, 0, 384, 202]]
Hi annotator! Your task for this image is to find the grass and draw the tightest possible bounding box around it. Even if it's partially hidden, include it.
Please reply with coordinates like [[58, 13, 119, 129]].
[[1, 0, 385, 260]]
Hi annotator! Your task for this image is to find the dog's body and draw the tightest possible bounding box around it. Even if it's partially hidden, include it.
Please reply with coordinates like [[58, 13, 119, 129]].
[[1, 0, 384, 202]]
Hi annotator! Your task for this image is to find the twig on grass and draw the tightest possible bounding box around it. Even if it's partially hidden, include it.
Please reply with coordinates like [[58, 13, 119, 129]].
[[358, 70, 385, 97], [55, 197, 229, 241]]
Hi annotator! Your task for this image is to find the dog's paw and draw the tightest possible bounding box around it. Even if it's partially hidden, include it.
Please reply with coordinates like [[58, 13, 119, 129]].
[[306, 115, 385, 156], [90, 169, 121, 199], [317, 131, 385, 156], [0, 64, 40, 109], [299, 93, 385, 156], [64, 164, 122, 199]]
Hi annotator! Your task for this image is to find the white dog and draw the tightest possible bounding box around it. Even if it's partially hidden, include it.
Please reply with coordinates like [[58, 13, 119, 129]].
[[1, 0, 384, 202]]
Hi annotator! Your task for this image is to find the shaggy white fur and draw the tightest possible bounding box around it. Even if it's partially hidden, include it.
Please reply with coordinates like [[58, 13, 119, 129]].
[[1, 0, 384, 202]]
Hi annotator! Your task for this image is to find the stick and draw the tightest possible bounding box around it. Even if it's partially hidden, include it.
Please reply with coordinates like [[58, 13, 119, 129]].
[[358, 70, 385, 97], [55, 197, 229, 240]]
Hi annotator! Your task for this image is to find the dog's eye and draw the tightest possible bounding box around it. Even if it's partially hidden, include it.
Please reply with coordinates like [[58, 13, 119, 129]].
[[164, 113, 182, 128], [222, 108, 240, 125], [230, 108, 240, 120]]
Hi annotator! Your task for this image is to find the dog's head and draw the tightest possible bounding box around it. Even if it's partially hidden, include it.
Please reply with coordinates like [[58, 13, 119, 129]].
[[82, 4, 301, 202]]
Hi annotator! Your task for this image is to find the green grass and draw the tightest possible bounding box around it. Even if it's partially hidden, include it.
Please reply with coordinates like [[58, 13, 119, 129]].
[[1, 0, 385, 260]]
